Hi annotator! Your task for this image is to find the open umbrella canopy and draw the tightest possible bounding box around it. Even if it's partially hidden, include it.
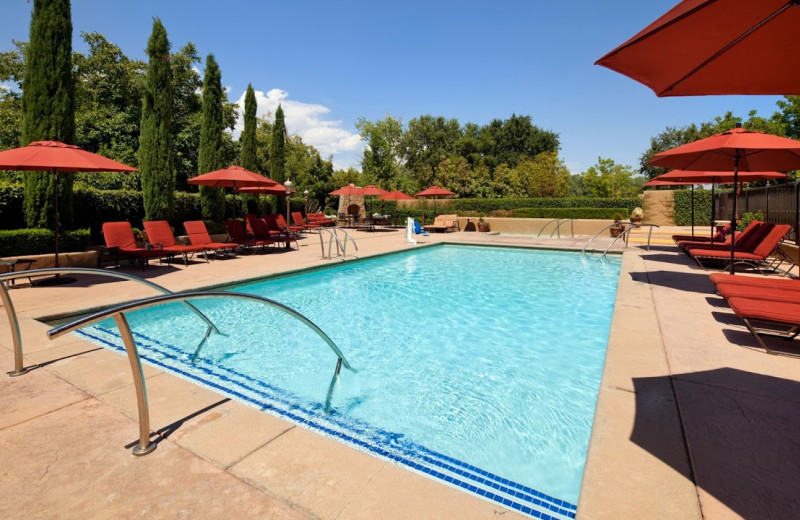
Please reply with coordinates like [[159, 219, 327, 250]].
[[379, 189, 415, 200], [0, 140, 137, 172], [360, 184, 388, 196], [648, 127, 800, 171], [596, 0, 800, 96], [414, 186, 456, 197], [649, 169, 787, 184], [236, 185, 296, 196], [188, 165, 278, 188]]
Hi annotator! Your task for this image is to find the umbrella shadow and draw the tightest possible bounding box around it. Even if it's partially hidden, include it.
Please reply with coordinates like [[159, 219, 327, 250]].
[[638, 252, 701, 267], [631, 368, 800, 519], [629, 270, 716, 294]]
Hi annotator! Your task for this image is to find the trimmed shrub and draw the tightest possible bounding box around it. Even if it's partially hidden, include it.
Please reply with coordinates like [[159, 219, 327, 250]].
[[673, 189, 712, 226], [451, 197, 640, 214], [0, 228, 91, 257], [508, 207, 629, 219]]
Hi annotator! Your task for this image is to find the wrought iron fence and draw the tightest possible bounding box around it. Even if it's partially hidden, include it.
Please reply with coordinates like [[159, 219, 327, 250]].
[[714, 181, 799, 242]]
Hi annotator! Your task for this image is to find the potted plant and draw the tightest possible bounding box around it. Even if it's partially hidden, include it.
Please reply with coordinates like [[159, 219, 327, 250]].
[[610, 213, 625, 237], [477, 215, 490, 232], [630, 207, 644, 223]]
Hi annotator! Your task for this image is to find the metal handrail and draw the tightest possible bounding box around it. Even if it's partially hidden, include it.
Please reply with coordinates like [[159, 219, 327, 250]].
[[581, 223, 622, 254], [335, 227, 359, 257], [602, 225, 635, 258], [551, 218, 575, 238], [319, 227, 346, 259], [1, 267, 222, 377], [537, 218, 560, 237], [48, 290, 356, 456]]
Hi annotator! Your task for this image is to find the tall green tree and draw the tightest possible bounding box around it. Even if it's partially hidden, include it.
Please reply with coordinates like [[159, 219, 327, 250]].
[[196, 54, 225, 220], [401, 115, 462, 188], [356, 115, 403, 186], [138, 19, 175, 222], [21, 0, 75, 228], [582, 157, 643, 198], [239, 83, 258, 213], [270, 104, 286, 183]]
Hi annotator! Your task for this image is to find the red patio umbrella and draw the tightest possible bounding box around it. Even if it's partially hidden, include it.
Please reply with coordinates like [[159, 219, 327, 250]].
[[379, 189, 415, 201], [188, 165, 278, 219], [329, 185, 363, 217], [648, 126, 800, 272], [414, 186, 456, 220], [595, 0, 800, 96], [0, 141, 137, 283], [359, 185, 388, 216]]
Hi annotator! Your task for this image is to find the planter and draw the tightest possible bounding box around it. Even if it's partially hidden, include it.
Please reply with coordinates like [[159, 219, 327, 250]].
[[609, 226, 624, 238], [477, 221, 490, 232]]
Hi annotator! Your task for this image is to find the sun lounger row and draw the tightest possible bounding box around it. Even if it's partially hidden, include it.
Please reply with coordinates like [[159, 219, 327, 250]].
[[102, 217, 302, 270]]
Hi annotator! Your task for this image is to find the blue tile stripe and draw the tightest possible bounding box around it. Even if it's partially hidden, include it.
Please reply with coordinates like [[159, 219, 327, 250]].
[[78, 326, 578, 520]]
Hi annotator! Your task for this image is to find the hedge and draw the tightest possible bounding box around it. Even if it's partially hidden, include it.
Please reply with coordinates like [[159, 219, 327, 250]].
[[450, 197, 640, 213], [0, 228, 91, 257], [509, 207, 629, 219], [673, 189, 713, 226]]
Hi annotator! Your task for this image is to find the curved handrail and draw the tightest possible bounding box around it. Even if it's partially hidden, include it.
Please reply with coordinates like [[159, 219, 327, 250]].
[[602, 225, 635, 258], [550, 218, 575, 239], [537, 218, 560, 237], [318, 228, 343, 259], [47, 290, 356, 374], [334, 227, 359, 256], [581, 223, 622, 254], [47, 290, 356, 455], [0, 267, 222, 376]]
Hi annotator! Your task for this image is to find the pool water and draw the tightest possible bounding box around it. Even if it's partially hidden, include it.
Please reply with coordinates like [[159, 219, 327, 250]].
[[79, 245, 620, 519]]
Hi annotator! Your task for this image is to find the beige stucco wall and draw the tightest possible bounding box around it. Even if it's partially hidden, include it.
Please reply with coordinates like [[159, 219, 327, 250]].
[[642, 190, 675, 226], [455, 217, 619, 236]]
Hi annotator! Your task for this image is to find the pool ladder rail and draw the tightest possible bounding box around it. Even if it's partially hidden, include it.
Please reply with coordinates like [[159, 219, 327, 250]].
[[2, 267, 355, 456], [581, 221, 660, 258], [319, 226, 358, 260], [536, 218, 574, 238]]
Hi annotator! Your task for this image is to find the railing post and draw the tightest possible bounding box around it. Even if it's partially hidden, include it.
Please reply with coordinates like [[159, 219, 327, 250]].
[[113, 313, 156, 456]]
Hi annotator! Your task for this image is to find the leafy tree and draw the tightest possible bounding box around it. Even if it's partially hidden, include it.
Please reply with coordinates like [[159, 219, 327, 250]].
[[171, 43, 203, 191], [0, 41, 25, 152], [479, 114, 560, 172], [22, 0, 75, 229], [357, 115, 403, 186], [270, 104, 286, 183], [639, 124, 703, 179], [196, 54, 225, 220], [508, 152, 571, 198], [582, 157, 643, 198], [775, 96, 800, 140], [401, 115, 462, 187], [138, 19, 175, 222]]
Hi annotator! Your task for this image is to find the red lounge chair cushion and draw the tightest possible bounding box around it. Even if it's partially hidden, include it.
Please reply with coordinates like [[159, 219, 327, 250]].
[[727, 297, 800, 326], [143, 221, 207, 254], [102, 221, 170, 258], [716, 283, 800, 304], [709, 273, 800, 289], [184, 221, 238, 250]]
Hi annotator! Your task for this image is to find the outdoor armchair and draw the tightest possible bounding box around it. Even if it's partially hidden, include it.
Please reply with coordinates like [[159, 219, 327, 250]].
[[101, 221, 175, 270]]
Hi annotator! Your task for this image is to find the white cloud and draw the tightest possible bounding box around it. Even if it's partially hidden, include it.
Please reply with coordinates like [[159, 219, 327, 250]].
[[233, 88, 363, 170]]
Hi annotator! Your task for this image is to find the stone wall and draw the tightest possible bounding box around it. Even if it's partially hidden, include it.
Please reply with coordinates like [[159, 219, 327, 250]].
[[642, 190, 675, 226]]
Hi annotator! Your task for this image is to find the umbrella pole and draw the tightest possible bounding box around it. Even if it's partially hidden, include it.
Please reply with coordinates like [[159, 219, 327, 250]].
[[691, 184, 695, 236], [35, 169, 75, 286], [729, 154, 740, 275], [710, 182, 715, 244]]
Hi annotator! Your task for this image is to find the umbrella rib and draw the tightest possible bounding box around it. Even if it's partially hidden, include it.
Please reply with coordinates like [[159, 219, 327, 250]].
[[661, 1, 797, 95], [596, 0, 716, 61]]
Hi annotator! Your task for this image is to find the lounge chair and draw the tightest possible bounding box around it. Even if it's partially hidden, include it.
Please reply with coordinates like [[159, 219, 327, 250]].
[[307, 213, 336, 226], [273, 213, 305, 234], [143, 220, 210, 265], [672, 224, 730, 245], [224, 219, 273, 252], [423, 214, 459, 233], [725, 296, 800, 355], [101, 221, 175, 270], [292, 211, 323, 231], [689, 223, 792, 272], [245, 214, 297, 250], [716, 283, 800, 304], [709, 272, 800, 289], [678, 220, 762, 251], [183, 221, 238, 258]]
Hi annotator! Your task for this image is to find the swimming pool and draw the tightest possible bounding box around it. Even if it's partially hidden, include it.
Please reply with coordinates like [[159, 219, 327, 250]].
[[78, 245, 620, 519]]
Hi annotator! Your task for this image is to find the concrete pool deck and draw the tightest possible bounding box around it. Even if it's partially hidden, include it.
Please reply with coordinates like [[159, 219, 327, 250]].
[[1, 227, 798, 519]]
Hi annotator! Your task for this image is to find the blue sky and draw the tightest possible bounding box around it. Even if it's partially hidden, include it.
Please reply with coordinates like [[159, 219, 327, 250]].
[[0, 0, 784, 174]]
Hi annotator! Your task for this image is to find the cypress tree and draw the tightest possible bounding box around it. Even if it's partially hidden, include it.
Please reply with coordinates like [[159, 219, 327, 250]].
[[21, 0, 75, 229], [270, 104, 286, 183], [239, 83, 258, 213], [196, 54, 225, 221], [139, 18, 175, 222]]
